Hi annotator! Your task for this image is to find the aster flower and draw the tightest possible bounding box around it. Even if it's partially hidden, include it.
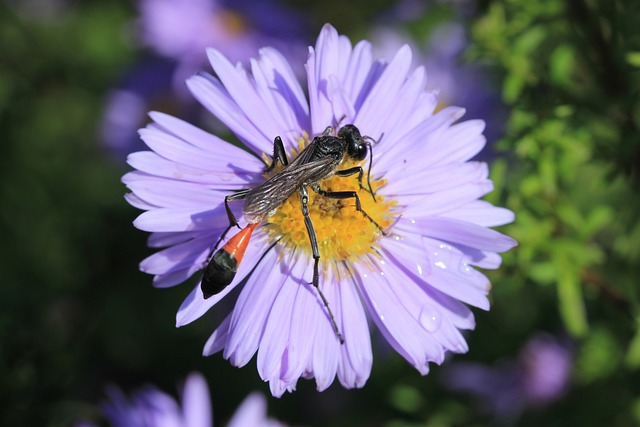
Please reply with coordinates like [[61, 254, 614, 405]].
[[101, 57, 178, 159], [443, 334, 573, 423], [76, 372, 285, 427], [125, 24, 516, 396]]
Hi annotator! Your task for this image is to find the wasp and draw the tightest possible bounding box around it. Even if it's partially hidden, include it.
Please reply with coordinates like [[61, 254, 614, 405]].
[[201, 124, 386, 343]]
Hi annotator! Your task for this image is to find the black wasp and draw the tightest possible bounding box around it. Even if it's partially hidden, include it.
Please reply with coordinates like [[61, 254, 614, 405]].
[[200, 124, 386, 343]]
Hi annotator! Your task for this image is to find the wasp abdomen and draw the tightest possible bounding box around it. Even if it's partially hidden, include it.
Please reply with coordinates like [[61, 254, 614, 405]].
[[201, 250, 238, 298], [201, 222, 258, 299]]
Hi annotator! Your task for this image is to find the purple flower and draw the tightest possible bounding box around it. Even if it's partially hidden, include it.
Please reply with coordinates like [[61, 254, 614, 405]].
[[101, 0, 307, 159], [444, 334, 572, 422], [77, 372, 285, 427], [137, 0, 307, 85], [100, 57, 179, 160], [124, 24, 516, 396]]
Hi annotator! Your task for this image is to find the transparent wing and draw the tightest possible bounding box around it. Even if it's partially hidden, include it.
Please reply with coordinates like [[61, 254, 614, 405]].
[[242, 157, 338, 220]]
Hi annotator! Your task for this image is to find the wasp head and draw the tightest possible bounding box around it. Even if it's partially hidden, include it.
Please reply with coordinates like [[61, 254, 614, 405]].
[[338, 124, 368, 161]]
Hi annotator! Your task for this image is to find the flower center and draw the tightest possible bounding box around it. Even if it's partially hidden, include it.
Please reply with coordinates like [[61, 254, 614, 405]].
[[217, 10, 247, 37], [265, 139, 396, 264]]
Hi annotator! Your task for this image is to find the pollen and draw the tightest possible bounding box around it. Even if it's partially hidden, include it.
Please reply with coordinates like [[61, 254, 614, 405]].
[[265, 143, 396, 264]]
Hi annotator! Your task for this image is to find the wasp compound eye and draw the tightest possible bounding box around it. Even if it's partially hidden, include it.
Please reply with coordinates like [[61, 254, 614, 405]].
[[350, 140, 368, 161], [339, 125, 367, 161]]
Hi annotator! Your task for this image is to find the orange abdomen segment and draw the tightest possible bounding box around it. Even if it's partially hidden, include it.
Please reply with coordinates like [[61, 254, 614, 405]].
[[222, 222, 259, 265]]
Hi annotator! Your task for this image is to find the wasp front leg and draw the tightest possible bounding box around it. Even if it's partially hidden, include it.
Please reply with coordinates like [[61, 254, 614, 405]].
[[266, 136, 289, 172], [310, 184, 387, 235]]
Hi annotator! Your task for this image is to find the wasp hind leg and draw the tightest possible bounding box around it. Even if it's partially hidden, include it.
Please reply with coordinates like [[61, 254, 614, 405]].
[[211, 190, 251, 253], [299, 185, 345, 344]]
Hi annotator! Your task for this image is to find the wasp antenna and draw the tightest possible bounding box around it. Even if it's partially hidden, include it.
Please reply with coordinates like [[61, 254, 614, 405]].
[[335, 114, 347, 129], [366, 142, 377, 203], [315, 284, 345, 344]]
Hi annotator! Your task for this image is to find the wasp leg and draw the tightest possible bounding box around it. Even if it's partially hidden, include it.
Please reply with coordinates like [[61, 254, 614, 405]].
[[299, 185, 345, 344], [204, 190, 251, 265], [311, 184, 387, 235], [335, 166, 376, 202], [265, 136, 289, 172]]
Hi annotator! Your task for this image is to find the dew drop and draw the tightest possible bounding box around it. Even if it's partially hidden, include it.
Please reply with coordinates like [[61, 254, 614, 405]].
[[419, 308, 442, 333], [459, 262, 471, 274]]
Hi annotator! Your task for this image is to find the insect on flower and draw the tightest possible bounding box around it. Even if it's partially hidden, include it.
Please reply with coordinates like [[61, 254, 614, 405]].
[[201, 124, 386, 343], [126, 24, 518, 396]]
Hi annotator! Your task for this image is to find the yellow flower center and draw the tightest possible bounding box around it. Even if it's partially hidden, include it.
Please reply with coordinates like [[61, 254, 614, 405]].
[[264, 137, 396, 265]]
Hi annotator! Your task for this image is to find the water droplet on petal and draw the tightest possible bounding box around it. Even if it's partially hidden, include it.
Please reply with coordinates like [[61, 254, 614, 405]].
[[435, 261, 447, 269], [458, 261, 471, 275], [419, 308, 442, 333]]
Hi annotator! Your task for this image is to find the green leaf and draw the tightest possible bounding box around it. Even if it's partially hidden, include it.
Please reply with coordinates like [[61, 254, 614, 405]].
[[389, 384, 424, 414], [503, 72, 526, 103], [550, 44, 576, 85], [626, 52, 640, 67], [556, 256, 588, 337], [625, 318, 640, 369], [575, 327, 622, 383]]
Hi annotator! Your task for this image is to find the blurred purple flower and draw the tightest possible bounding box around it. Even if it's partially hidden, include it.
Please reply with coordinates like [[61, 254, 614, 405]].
[[101, 57, 179, 160], [137, 0, 307, 88], [77, 372, 285, 427], [444, 334, 573, 422], [101, 0, 307, 159], [124, 24, 516, 396]]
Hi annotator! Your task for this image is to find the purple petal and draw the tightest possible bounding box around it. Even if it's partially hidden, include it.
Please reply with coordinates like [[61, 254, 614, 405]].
[[443, 200, 516, 227], [374, 106, 465, 172], [336, 270, 372, 388], [127, 151, 256, 187], [256, 261, 299, 382], [139, 233, 211, 275], [308, 24, 352, 132], [397, 216, 517, 253], [133, 205, 223, 232], [224, 249, 290, 368], [249, 47, 310, 142], [383, 161, 489, 196], [203, 314, 231, 356], [343, 40, 373, 104], [186, 72, 271, 156], [355, 261, 433, 374], [149, 111, 253, 159], [181, 372, 212, 427], [354, 44, 413, 139], [152, 267, 200, 289], [206, 49, 284, 145], [124, 173, 224, 208], [226, 393, 276, 427], [147, 231, 201, 248], [398, 180, 494, 218], [380, 232, 490, 310]]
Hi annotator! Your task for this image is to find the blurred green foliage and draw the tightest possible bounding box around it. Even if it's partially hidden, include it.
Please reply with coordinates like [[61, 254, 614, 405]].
[[1, 0, 639, 426]]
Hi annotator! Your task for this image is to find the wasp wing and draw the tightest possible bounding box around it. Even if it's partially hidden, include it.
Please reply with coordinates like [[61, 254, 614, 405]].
[[242, 156, 339, 220]]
